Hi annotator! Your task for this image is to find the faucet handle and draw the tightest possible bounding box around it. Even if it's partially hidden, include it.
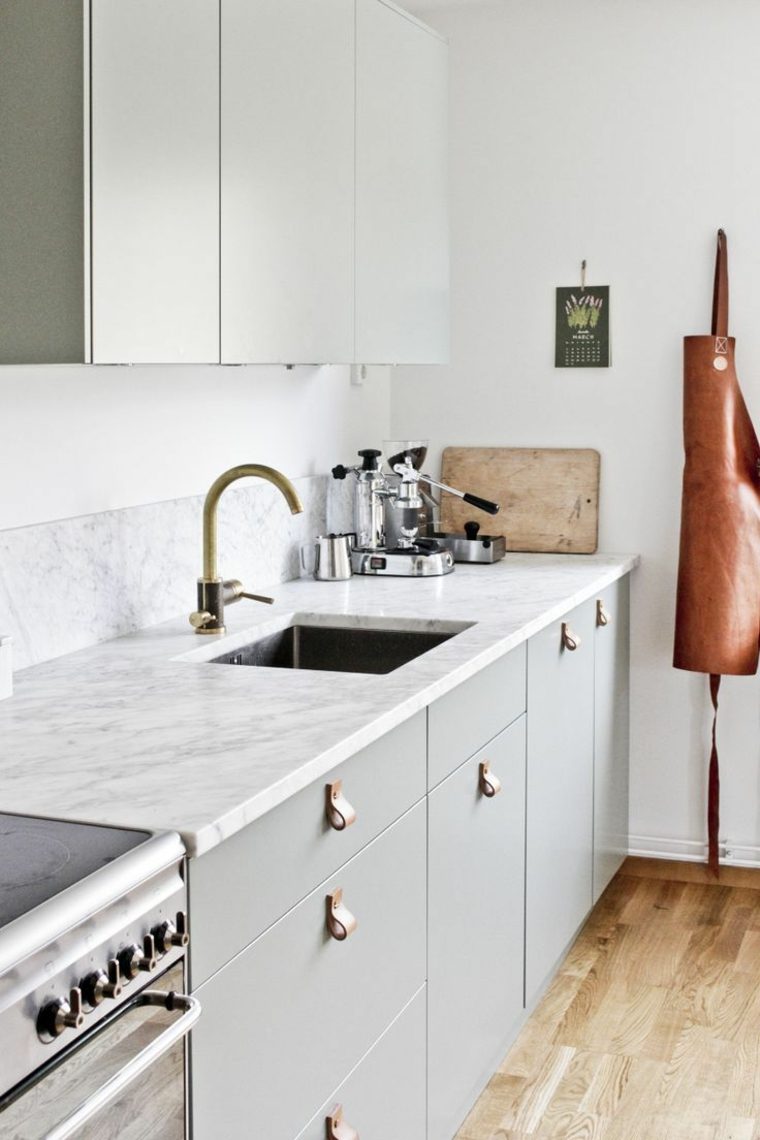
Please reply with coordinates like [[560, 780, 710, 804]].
[[189, 610, 215, 629], [223, 579, 274, 606]]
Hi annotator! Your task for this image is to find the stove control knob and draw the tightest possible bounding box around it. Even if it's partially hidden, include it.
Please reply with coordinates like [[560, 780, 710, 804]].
[[118, 934, 158, 979], [153, 910, 190, 955], [38, 986, 85, 1039], [81, 959, 123, 1007]]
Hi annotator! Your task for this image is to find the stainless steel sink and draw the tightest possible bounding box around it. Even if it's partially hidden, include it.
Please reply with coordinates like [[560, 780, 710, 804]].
[[196, 615, 472, 675]]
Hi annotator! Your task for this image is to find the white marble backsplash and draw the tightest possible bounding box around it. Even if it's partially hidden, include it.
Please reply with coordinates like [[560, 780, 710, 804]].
[[0, 474, 354, 671]]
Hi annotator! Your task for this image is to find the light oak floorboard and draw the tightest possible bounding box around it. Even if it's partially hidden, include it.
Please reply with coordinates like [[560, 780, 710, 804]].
[[456, 861, 760, 1139]]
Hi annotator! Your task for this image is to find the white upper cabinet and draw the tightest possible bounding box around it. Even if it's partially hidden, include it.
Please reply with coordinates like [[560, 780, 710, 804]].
[[221, 0, 355, 365], [2, 0, 447, 366], [222, 0, 448, 365], [91, 0, 219, 364], [356, 0, 449, 364]]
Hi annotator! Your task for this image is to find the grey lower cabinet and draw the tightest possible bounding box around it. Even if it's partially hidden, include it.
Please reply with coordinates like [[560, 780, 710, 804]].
[[188, 711, 426, 989], [428, 715, 527, 1140], [187, 576, 631, 1139], [593, 576, 631, 902], [525, 598, 596, 1008], [294, 987, 427, 1140], [190, 802, 426, 1140]]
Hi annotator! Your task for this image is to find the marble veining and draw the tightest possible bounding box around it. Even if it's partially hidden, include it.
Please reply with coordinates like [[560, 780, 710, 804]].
[[0, 553, 638, 857], [0, 474, 330, 670]]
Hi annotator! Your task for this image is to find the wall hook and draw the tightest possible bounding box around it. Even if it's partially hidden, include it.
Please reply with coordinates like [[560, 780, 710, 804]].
[[580, 259, 587, 293]]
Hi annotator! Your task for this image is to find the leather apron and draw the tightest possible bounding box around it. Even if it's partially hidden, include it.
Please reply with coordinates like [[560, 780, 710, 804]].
[[674, 229, 760, 872]]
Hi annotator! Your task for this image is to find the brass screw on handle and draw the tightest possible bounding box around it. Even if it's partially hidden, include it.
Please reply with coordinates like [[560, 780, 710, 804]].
[[561, 623, 581, 651]]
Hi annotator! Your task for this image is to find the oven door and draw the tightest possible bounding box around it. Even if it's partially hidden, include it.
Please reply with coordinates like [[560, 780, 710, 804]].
[[1, 963, 199, 1140]]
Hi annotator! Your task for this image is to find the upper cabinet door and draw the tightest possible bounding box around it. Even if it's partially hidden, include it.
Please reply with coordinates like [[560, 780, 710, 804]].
[[221, 0, 355, 365], [0, 0, 86, 365], [91, 0, 219, 364], [356, 0, 449, 364]]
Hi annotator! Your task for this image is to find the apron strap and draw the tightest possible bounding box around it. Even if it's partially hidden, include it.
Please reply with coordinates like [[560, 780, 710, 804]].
[[707, 673, 721, 876], [711, 229, 729, 338]]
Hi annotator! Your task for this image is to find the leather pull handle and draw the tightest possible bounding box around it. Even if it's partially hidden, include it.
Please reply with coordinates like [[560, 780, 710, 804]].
[[326, 889, 357, 941], [326, 780, 357, 831], [478, 761, 502, 797], [326, 1105, 359, 1140], [561, 623, 581, 651], [596, 600, 611, 627]]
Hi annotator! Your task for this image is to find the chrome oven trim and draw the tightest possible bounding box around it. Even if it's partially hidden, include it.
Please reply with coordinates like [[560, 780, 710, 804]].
[[0, 830, 186, 977], [41, 988, 200, 1140]]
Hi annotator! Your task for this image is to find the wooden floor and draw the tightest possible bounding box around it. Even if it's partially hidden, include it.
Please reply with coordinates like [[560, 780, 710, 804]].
[[457, 858, 760, 1140]]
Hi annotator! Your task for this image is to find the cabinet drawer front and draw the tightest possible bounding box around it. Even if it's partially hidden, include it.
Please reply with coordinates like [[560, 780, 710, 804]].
[[191, 802, 426, 1140], [428, 647, 526, 788], [428, 716, 526, 1140], [189, 711, 426, 985], [295, 986, 426, 1140], [525, 599, 595, 1007]]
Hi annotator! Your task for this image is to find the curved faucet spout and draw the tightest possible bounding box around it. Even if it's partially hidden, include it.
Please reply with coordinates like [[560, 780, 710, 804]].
[[190, 464, 304, 635], [202, 464, 304, 581]]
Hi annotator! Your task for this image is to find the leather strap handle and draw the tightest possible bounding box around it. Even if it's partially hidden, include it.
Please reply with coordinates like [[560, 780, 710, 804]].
[[711, 228, 729, 338]]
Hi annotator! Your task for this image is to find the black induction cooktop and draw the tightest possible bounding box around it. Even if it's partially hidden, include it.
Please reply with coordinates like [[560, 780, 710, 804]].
[[0, 812, 150, 930]]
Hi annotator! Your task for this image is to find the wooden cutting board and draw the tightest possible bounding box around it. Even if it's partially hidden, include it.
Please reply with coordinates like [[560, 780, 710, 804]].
[[440, 447, 600, 554]]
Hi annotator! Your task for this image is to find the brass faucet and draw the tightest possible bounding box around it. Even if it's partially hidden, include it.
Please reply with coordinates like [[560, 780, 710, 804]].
[[189, 464, 304, 634]]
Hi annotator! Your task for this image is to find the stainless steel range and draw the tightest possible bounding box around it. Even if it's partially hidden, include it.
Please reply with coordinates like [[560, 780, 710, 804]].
[[0, 812, 199, 1140]]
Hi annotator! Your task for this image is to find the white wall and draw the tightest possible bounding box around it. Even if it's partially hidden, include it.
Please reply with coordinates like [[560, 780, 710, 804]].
[[398, 0, 760, 859], [0, 364, 389, 530]]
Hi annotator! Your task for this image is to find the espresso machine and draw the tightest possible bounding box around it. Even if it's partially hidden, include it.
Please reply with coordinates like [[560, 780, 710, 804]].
[[332, 442, 500, 576]]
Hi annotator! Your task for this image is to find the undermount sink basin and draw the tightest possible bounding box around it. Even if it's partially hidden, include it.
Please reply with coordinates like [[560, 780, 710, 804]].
[[186, 614, 473, 675]]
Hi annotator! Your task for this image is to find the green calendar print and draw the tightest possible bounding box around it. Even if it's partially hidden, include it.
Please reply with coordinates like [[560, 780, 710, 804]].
[[555, 285, 610, 368]]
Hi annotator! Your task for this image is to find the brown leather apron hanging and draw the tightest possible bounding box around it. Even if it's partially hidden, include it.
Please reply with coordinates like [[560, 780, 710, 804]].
[[674, 229, 760, 873]]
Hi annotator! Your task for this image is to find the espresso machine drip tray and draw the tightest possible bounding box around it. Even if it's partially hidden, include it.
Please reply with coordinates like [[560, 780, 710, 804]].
[[351, 544, 455, 577]]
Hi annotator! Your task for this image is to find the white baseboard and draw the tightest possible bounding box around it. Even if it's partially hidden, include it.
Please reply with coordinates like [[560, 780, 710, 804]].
[[628, 834, 760, 869]]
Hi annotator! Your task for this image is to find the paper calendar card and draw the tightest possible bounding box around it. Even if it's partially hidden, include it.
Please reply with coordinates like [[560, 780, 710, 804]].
[[555, 285, 610, 368]]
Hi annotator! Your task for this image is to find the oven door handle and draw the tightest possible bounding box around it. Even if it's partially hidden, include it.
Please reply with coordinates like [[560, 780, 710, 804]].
[[42, 990, 201, 1140]]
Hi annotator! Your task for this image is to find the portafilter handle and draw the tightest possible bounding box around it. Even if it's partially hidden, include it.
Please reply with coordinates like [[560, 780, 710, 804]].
[[392, 464, 500, 517]]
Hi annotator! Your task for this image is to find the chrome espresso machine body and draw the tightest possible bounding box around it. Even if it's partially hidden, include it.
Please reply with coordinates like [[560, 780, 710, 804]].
[[332, 444, 500, 577]]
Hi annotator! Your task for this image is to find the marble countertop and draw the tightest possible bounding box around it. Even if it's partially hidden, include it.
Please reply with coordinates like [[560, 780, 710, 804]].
[[0, 553, 638, 857]]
